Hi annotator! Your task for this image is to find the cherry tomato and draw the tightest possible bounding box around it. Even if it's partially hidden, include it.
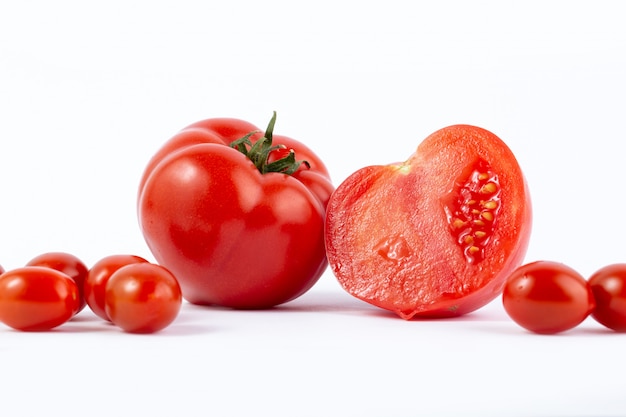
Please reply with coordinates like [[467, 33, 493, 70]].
[[138, 113, 332, 308], [0, 266, 80, 331], [325, 125, 532, 319], [588, 263, 626, 332], [84, 254, 149, 320], [26, 252, 89, 314], [105, 263, 182, 333], [502, 261, 595, 334]]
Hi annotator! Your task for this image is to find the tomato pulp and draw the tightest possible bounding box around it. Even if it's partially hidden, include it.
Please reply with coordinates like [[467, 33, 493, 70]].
[[325, 125, 532, 319]]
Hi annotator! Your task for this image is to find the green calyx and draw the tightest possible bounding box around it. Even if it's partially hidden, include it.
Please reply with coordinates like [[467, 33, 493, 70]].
[[229, 111, 309, 175]]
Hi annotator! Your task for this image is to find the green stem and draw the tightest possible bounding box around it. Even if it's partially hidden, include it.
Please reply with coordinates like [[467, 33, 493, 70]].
[[229, 112, 309, 175]]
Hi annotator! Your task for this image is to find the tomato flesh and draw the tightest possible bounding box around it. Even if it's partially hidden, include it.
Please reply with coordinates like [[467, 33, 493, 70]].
[[325, 125, 532, 319]]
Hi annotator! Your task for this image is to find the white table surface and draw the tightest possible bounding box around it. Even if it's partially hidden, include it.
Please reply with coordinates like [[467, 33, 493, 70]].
[[1, 274, 624, 417]]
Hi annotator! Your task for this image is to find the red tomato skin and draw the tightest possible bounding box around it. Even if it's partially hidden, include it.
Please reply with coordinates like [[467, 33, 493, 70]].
[[26, 252, 89, 314], [138, 117, 331, 309], [84, 254, 149, 321], [325, 125, 532, 319], [589, 263, 626, 332], [183, 117, 332, 178], [138, 117, 332, 209], [105, 263, 182, 334], [139, 143, 328, 309], [0, 266, 80, 331], [502, 261, 595, 334]]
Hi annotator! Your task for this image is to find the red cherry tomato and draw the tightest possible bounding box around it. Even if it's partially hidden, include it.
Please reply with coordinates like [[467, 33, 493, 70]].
[[0, 266, 80, 331], [502, 261, 595, 334], [588, 263, 626, 332], [138, 113, 332, 309], [84, 254, 149, 320], [105, 263, 182, 333], [325, 125, 532, 319], [26, 252, 89, 314]]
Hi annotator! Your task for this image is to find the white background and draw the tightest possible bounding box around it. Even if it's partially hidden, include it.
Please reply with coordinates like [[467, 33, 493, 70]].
[[1, 1, 625, 416]]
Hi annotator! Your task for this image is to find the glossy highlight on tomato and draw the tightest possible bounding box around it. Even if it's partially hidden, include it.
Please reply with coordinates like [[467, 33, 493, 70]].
[[0, 266, 80, 331], [588, 263, 626, 332], [325, 125, 532, 319], [502, 261, 595, 334], [138, 113, 332, 309], [105, 263, 182, 334]]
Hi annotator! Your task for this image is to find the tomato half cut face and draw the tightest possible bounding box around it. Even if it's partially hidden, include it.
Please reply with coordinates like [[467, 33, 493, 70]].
[[325, 125, 532, 319]]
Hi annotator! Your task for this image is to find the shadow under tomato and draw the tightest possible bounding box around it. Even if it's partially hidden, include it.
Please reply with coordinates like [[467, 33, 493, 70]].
[[471, 320, 626, 337], [281, 291, 511, 323], [277, 290, 380, 314], [180, 290, 380, 316]]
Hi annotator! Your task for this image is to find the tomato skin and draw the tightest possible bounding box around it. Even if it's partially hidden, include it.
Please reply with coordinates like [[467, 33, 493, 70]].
[[588, 263, 626, 332], [84, 254, 149, 321], [138, 117, 332, 207], [26, 252, 89, 314], [502, 261, 595, 334], [325, 125, 532, 319], [0, 266, 80, 331], [105, 263, 182, 334], [138, 116, 331, 309]]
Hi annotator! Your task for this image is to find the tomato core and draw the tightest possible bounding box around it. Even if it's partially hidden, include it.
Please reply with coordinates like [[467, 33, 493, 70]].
[[444, 159, 501, 263]]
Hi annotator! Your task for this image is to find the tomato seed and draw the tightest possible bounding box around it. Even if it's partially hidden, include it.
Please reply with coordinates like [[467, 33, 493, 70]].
[[443, 159, 502, 263]]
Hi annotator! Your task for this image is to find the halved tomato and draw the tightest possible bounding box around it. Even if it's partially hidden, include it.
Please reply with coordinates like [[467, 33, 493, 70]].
[[325, 125, 532, 319]]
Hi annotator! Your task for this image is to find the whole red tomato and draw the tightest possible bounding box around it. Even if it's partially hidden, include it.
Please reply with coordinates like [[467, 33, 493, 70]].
[[105, 263, 182, 333], [26, 252, 89, 314], [325, 125, 532, 319], [588, 263, 626, 332], [138, 113, 333, 309], [84, 254, 149, 320], [0, 266, 80, 331], [502, 261, 595, 334]]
